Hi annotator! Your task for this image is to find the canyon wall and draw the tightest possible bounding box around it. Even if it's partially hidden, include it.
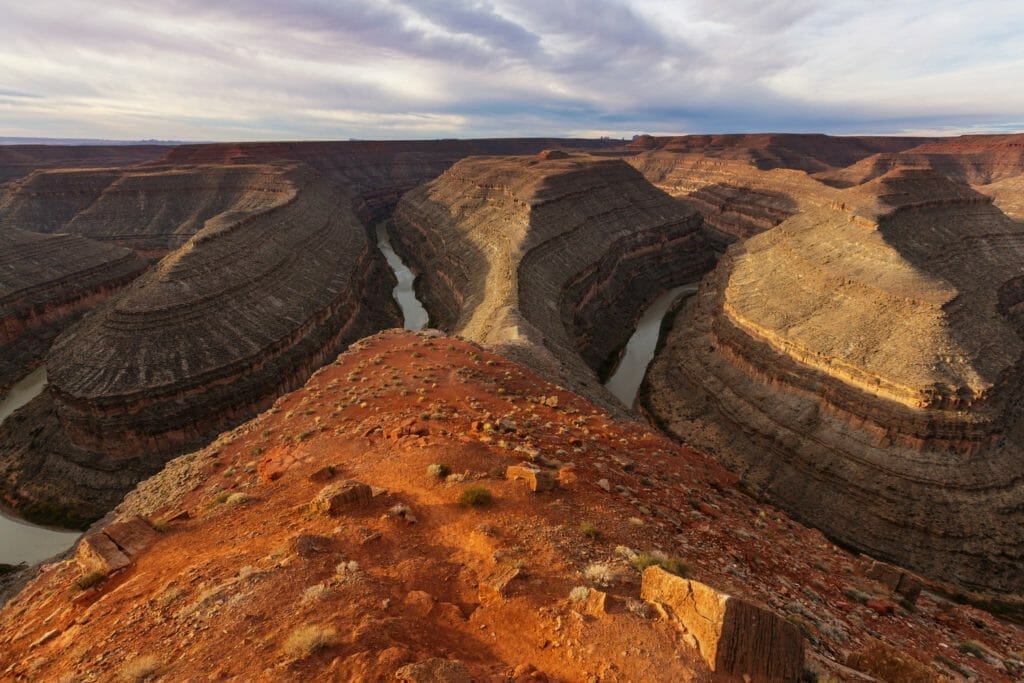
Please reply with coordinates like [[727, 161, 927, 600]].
[[390, 153, 714, 410], [0, 163, 299, 256], [643, 167, 1024, 598], [0, 163, 401, 524], [0, 228, 147, 394]]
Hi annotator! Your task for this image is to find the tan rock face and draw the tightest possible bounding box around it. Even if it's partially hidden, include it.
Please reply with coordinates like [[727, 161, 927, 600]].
[[644, 164, 1024, 597], [390, 154, 714, 410], [641, 566, 804, 681]]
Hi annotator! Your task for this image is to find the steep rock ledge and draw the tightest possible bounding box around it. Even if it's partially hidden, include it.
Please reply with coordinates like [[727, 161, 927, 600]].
[[0, 164, 400, 524], [390, 153, 714, 410], [0, 228, 147, 393], [0, 163, 297, 256], [643, 169, 1024, 597]]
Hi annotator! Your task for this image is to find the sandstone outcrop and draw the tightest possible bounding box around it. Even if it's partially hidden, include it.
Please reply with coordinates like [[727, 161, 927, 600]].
[[0, 227, 146, 392], [641, 565, 804, 680], [389, 154, 714, 409], [643, 167, 1024, 598], [2, 330, 1019, 680], [0, 163, 400, 524]]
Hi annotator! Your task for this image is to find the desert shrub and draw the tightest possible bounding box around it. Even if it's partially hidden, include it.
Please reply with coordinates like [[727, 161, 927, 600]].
[[427, 463, 451, 479], [583, 561, 618, 587], [630, 551, 690, 578], [569, 586, 591, 603], [458, 485, 493, 508], [117, 655, 161, 682], [225, 492, 252, 506], [301, 583, 329, 604], [957, 640, 986, 658], [579, 522, 603, 540], [75, 571, 106, 591], [283, 624, 337, 658], [842, 587, 872, 604]]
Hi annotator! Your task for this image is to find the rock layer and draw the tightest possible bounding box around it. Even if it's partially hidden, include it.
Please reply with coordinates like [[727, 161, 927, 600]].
[[0, 163, 400, 524], [0, 163, 298, 256], [644, 167, 1024, 597], [389, 153, 714, 409], [0, 228, 146, 392]]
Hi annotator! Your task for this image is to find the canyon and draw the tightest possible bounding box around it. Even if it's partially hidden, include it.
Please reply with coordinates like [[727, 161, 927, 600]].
[[641, 136, 1024, 605], [1, 133, 1023, 680]]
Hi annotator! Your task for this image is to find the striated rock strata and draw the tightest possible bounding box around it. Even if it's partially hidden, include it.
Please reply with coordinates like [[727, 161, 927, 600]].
[[389, 153, 714, 409], [0, 163, 400, 525], [0, 228, 146, 392], [643, 168, 1024, 598], [0, 163, 299, 256]]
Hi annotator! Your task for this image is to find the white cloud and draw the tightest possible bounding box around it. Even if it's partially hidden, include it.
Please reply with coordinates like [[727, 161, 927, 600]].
[[0, 0, 1020, 140]]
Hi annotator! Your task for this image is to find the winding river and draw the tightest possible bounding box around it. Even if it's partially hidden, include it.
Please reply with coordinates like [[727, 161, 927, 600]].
[[0, 367, 82, 565], [604, 284, 699, 408], [376, 222, 429, 331]]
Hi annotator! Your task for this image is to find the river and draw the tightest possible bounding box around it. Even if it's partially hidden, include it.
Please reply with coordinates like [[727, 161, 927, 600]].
[[0, 367, 82, 565], [376, 223, 429, 331], [604, 284, 699, 408]]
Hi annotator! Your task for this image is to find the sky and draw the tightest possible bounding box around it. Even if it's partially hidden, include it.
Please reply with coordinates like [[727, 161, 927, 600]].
[[1, 0, 1022, 141]]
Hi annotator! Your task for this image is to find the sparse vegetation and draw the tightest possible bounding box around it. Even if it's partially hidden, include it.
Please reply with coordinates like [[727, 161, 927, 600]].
[[225, 492, 253, 506], [296, 429, 314, 443], [458, 485, 493, 508], [283, 624, 337, 658], [301, 583, 329, 604], [579, 521, 603, 541], [843, 587, 872, 605], [117, 655, 161, 682], [75, 570, 106, 591], [957, 640, 986, 658], [630, 551, 690, 578], [569, 585, 591, 603], [427, 463, 451, 479], [583, 561, 618, 587]]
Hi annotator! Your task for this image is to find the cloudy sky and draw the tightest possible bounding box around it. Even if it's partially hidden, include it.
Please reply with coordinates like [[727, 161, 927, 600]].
[[1, 1, 1021, 141]]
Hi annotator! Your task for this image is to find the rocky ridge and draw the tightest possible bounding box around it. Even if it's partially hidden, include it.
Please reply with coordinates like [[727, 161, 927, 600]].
[[1, 330, 1020, 681], [389, 153, 715, 411]]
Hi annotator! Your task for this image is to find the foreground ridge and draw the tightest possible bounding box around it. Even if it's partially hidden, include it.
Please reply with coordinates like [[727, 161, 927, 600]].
[[1, 330, 1020, 681]]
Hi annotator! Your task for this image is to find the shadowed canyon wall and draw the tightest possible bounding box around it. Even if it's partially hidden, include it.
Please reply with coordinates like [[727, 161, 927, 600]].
[[0, 163, 401, 525], [390, 153, 715, 410]]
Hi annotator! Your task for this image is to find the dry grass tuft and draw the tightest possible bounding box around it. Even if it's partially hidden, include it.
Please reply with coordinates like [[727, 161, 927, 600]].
[[283, 624, 337, 658], [117, 655, 161, 682]]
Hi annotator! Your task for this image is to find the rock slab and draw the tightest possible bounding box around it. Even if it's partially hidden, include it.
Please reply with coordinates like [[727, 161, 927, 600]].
[[641, 566, 804, 681]]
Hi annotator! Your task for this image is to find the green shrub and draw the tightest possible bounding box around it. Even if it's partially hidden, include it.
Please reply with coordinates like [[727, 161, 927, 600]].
[[631, 552, 690, 578], [579, 522, 603, 541], [458, 485, 493, 508], [75, 570, 106, 591]]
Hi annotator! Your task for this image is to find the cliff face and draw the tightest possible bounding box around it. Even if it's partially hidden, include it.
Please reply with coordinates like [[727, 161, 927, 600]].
[[0, 164, 401, 525], [643, 167, 1024, 597], [0, 145, 166, 185], [2, 330, 1020, 681], [0, 228, 146, 393], [389, 153, 714, 409], [0, 164, 298, 256], [162, 139, 622, 223]]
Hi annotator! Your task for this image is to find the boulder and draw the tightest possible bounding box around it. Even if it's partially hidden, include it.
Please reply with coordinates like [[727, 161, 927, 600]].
[[505, 463, 556, 493], [641, 566, 804, 681], [75, 515, 157, 576], [309, 480, 372, 516], [865, 560, 923, 605], [76, 533, 130, 576]]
